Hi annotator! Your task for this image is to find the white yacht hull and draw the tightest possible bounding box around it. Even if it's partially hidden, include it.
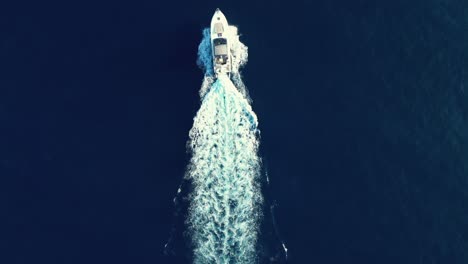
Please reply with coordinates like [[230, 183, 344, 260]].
[[210, 9, 232, 78]]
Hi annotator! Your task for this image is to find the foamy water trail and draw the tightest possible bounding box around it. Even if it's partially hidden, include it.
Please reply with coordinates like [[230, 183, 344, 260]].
[[186, 26, 263, 263]]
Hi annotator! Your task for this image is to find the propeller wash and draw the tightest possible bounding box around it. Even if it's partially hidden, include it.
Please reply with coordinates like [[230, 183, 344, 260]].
[[185, 9, 263, 264]]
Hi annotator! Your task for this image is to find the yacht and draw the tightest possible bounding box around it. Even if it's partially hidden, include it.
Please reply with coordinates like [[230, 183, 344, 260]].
[[210, 8, 232, 77]]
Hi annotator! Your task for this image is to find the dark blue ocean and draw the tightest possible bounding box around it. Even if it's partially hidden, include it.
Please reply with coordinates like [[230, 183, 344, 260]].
[[2, 0, 468, 263]]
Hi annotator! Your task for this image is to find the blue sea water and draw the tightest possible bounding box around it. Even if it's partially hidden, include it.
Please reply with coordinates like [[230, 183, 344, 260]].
[[2, 0, 468, 263]]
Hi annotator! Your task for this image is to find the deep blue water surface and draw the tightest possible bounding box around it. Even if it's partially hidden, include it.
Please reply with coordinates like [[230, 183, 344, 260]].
[[2, 0, 468, 263]]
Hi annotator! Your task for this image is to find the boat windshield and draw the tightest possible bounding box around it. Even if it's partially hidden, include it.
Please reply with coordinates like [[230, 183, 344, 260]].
[[213, 38, 228, 56]]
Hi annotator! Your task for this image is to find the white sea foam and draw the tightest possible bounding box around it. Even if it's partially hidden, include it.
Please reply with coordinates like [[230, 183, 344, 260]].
[[186, 26, 262, 264]]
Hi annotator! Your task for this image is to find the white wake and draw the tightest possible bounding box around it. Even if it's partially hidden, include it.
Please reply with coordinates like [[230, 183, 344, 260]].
[[186, 26, 263, 264]]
